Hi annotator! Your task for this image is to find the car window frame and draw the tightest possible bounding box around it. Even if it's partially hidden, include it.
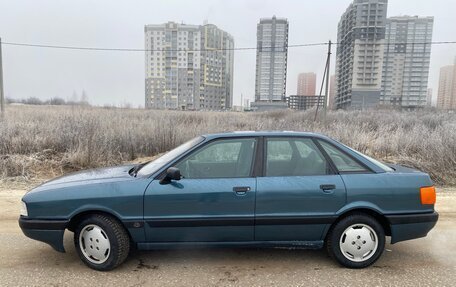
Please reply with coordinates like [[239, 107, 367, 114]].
[[314, 138, 375, 174], [262, 136, 338, 177], [156, 136, 260, 180]]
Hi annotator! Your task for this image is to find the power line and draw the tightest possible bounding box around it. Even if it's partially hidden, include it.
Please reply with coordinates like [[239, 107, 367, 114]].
[[0, 41, 328, 52], [335, 41, 456, 46], [1, 40, 455, 53]]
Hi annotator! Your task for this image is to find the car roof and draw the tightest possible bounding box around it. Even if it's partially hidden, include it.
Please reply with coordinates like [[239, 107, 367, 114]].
[[202, 131, 329, 140]]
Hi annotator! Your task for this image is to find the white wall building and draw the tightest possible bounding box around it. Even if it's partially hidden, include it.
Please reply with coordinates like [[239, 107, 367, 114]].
[[381, 16, 434, 109], [145, 22, 234, 110], [335, 0, 388, 109]]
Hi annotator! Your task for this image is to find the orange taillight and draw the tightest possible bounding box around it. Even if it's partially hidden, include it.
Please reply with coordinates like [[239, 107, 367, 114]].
[[420, 186, 436, 205]]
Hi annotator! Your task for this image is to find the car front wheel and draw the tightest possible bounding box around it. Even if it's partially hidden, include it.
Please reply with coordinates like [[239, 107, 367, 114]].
[[74, 214, 130, 271], [326, 213, 385, 268]]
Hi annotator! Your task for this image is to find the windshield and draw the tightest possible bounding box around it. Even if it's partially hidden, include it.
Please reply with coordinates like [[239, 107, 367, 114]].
[[136, 136, 204, 177]]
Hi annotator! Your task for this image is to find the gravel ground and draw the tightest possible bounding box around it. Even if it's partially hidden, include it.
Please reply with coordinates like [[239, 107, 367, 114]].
[[0, 187, 455, 287]]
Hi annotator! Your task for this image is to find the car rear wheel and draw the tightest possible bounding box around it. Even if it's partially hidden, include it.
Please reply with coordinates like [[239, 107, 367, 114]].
[[326, 213, 385, 268], [74, 214, 130, 271]]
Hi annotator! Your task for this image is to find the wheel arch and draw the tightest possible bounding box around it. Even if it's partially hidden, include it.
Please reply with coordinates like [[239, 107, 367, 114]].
[[324, 207, 391, 241], [67, 209, 128, 234]]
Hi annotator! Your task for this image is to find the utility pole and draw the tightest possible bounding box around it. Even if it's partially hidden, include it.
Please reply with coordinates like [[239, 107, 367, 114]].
[[314, 40, 332, 122], [323, 40, 332, 122], [0, 37, 5, 119]]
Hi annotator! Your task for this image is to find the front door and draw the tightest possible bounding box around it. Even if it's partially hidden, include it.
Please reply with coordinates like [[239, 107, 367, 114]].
[[144, 137, 258, 242], [255, 137, 346, 241]]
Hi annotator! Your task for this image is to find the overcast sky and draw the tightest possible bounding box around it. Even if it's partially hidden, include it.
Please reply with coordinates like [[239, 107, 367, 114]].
[[0, 0, 455, 107]]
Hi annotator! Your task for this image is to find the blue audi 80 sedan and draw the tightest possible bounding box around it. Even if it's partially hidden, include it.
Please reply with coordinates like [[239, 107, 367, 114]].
[[19, 132, 438, 270]]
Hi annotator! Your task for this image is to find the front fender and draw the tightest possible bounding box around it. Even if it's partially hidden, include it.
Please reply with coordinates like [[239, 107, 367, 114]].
[[67, 205, 146, 242], [67, 204, 126, 221]]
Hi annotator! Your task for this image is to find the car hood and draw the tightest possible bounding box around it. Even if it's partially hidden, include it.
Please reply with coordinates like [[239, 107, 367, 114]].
[[36, 164, 136, 188]]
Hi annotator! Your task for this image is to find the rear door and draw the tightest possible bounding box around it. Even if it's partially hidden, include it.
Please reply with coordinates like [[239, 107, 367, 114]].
[[255, 137, 346, 241]]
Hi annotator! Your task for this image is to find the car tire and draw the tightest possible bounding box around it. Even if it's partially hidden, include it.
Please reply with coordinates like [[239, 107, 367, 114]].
[[74, 214, 130, 271], [326, 213, 385, 268]]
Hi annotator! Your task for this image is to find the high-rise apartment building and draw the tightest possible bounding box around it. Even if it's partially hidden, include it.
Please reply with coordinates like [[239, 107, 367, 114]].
[[335, 0, 388, 109], [380, 16, 433, 108], [437, 58, 456, 110], [254, 16, 289, 104], [297, 73, 317, 96], [144, 22, 234, 110]]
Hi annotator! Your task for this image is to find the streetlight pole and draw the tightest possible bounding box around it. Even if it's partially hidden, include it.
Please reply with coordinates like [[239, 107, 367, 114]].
[[241, 93, 243, 110], [0, 37, 5, 119]]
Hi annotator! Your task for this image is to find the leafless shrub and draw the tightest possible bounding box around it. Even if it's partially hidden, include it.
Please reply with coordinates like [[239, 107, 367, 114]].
[[0, 105, 455, 185]]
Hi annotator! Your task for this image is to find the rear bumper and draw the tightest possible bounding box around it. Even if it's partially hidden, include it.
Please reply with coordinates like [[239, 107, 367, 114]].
[[19, 217, 68, 252], [386, 211, 439, 244]]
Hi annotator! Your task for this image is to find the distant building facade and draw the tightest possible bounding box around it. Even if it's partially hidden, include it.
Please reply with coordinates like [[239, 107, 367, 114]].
[[380, 16, 433, 109], [287, 95, 324, 110], [297, 73, 316, 96], [144, 22, 234, 110], [254, 16, 289, 104], [335, 0, 388, 109], [437, 59, 456, 109]]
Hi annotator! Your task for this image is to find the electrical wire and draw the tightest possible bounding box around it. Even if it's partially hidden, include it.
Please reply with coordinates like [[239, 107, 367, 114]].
[[0, 40, 455, 53], [0, 41, 328, 52]]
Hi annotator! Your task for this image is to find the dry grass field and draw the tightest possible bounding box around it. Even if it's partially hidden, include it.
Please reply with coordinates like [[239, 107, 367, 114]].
[[0, 105, 455, 185]]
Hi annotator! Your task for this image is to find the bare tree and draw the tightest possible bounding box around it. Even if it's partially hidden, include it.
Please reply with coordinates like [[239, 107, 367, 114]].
[[80, 90, 89, 106]]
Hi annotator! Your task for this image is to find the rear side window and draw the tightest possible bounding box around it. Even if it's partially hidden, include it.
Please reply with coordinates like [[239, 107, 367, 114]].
[[318, 140, 368, 173], [265, 138, 331, 177]]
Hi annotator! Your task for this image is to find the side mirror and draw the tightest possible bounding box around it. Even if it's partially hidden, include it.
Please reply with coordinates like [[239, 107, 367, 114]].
[[159, 167, 181, 184]]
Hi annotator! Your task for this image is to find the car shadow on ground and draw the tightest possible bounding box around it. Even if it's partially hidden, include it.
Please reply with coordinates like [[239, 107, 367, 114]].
[[59, 230, 339, 270], [27, 230, 434, 274]]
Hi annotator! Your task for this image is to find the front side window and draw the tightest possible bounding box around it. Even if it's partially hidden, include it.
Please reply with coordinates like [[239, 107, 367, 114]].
[[318, 140, 368, 173], [136, 136, 204, 177], [175, 138, 256, 179], [265, 138, 330, 177]]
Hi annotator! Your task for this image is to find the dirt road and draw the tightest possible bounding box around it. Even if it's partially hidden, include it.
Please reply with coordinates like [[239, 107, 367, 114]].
[[1, 187, 455, 287]]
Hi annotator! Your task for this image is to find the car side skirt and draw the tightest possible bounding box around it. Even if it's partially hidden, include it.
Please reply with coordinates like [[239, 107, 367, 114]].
[[145, 215, 337, 228], [137, 240, 324, 250]]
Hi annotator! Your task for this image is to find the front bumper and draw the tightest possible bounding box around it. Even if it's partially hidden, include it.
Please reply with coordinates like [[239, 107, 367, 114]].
[[386, 211, 439, 244], [19, 217, 69, 252]]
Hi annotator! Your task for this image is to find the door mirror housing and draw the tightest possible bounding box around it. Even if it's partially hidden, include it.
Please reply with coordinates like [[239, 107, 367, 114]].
[[160, 167, 182, 184]]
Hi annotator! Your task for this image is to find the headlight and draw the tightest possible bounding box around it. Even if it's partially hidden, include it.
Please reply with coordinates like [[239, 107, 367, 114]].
[[20, 201, 28, 217]]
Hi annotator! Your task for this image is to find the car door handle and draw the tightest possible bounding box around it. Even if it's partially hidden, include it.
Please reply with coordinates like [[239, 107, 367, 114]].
[[233, 186, 251, 195], [320, 184, 336, 192]]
